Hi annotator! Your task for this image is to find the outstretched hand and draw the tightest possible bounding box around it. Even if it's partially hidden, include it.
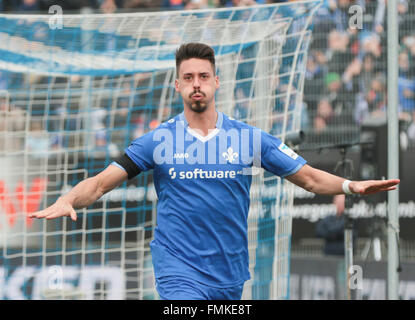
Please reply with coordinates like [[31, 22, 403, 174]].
[[349, 179, 400, 195], [29, 197, 77, 221]]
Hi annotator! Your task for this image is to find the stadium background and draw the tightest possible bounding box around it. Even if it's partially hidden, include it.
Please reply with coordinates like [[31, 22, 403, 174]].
[[0, 0, 414, 300]]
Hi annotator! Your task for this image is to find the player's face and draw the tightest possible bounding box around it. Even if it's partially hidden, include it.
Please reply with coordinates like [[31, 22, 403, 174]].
[[175, 58, 219, 113]]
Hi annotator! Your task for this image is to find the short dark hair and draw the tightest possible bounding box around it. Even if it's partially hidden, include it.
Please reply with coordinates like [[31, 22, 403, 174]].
[[175, 42, 216, 76]]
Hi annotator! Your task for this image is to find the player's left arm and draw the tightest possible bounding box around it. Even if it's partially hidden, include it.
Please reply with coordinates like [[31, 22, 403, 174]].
[[286, 164, 400, 196]]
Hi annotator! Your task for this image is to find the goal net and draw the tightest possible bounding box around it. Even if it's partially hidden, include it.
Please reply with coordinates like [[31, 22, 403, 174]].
[[0, 1, 321, 300]]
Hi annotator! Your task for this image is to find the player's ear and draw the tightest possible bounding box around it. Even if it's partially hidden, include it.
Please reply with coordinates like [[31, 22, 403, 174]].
[[215, 75, 220, 89], [175, 78, 179, 92]]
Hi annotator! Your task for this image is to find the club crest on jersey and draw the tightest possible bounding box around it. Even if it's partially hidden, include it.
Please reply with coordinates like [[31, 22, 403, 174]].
[[222, 147, 238, 163]]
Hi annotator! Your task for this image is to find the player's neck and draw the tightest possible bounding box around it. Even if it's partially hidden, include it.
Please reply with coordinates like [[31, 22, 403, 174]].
[[183, 105, 218, 137]]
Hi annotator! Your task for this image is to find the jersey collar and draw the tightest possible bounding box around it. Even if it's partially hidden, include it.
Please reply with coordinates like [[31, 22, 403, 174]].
[[178, 110, 223, 143]]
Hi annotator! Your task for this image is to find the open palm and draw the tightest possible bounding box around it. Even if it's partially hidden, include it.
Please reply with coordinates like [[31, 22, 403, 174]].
[[350, 179, 400, 195]]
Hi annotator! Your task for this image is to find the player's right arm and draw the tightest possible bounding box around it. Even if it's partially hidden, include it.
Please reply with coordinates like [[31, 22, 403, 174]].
[[30, 126, 156, 222], [29, 165, 128, 221]]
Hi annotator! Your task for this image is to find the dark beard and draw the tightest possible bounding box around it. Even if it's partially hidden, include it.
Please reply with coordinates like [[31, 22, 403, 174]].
[[189, 100, 208, 113], [188, 90, 208, 113]]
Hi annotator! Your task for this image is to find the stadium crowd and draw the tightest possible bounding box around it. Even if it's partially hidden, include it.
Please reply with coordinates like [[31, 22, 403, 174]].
[[0, 0, 287, 13], [0, 0, 415, 156], [304, 0, 415, 142]]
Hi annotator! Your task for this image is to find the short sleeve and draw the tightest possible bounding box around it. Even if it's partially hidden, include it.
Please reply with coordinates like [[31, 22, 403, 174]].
[[124, 130, 155, 172], [260, 130, 306, 177]]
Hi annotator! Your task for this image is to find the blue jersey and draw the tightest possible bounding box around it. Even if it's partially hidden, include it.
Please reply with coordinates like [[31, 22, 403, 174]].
[[114, 111, 306, 287]]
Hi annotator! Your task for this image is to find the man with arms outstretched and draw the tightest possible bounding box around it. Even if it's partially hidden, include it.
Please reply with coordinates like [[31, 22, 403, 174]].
[[30, 43, 399, 300]]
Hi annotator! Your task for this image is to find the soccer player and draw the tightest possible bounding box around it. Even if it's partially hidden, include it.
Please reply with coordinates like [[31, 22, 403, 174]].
[[30, 43, 399, 300]]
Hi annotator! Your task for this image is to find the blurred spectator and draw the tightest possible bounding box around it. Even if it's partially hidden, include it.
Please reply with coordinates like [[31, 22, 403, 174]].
[[398, 0, 412, 41], [123, 0, 162, 9], [398, 50, 415, 134], [312, 4, 337, 52], [0, 96, 25, 131], [1, 0, 125, 12], [398, 76, 415, 119], [313, 97, 334, 133], [316, 194, 347, 256], [360, 31, 386, 75], [342, 57, 361, 91], [323, 70, 355, 127], [356, 53, 376, 98], [402, 37, 415, 77], [117, 81, 134, 109], [233, 87, 249, 121], [355, 72, 387, 125], [184, 0, 209, 10], [26, 120, 50, 159], [399, 49, 414, 81], [326, 0, 353, 32], [91, 106, 107, 146], [1, 0, 414, 148], [327, 30, 353, 76], [0, 100, 7, 152], [303, 0, 415, 141], [131, 114, 146, 139], [0, 70, 11, 90], [354, 53, 378, 124], [88, 106, 120, 157], [224, 0, 261, 6], [18, 0, 40, 11], [100, 0, 117, 13], [372, 0, 386, 35], [162, 0, 187, 10], [149, 118, 160, 130], [365, 73, 386, 117], [359, 31, 382, 59], [408, 119, 415, 142], [303, 51, 328, 121]]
